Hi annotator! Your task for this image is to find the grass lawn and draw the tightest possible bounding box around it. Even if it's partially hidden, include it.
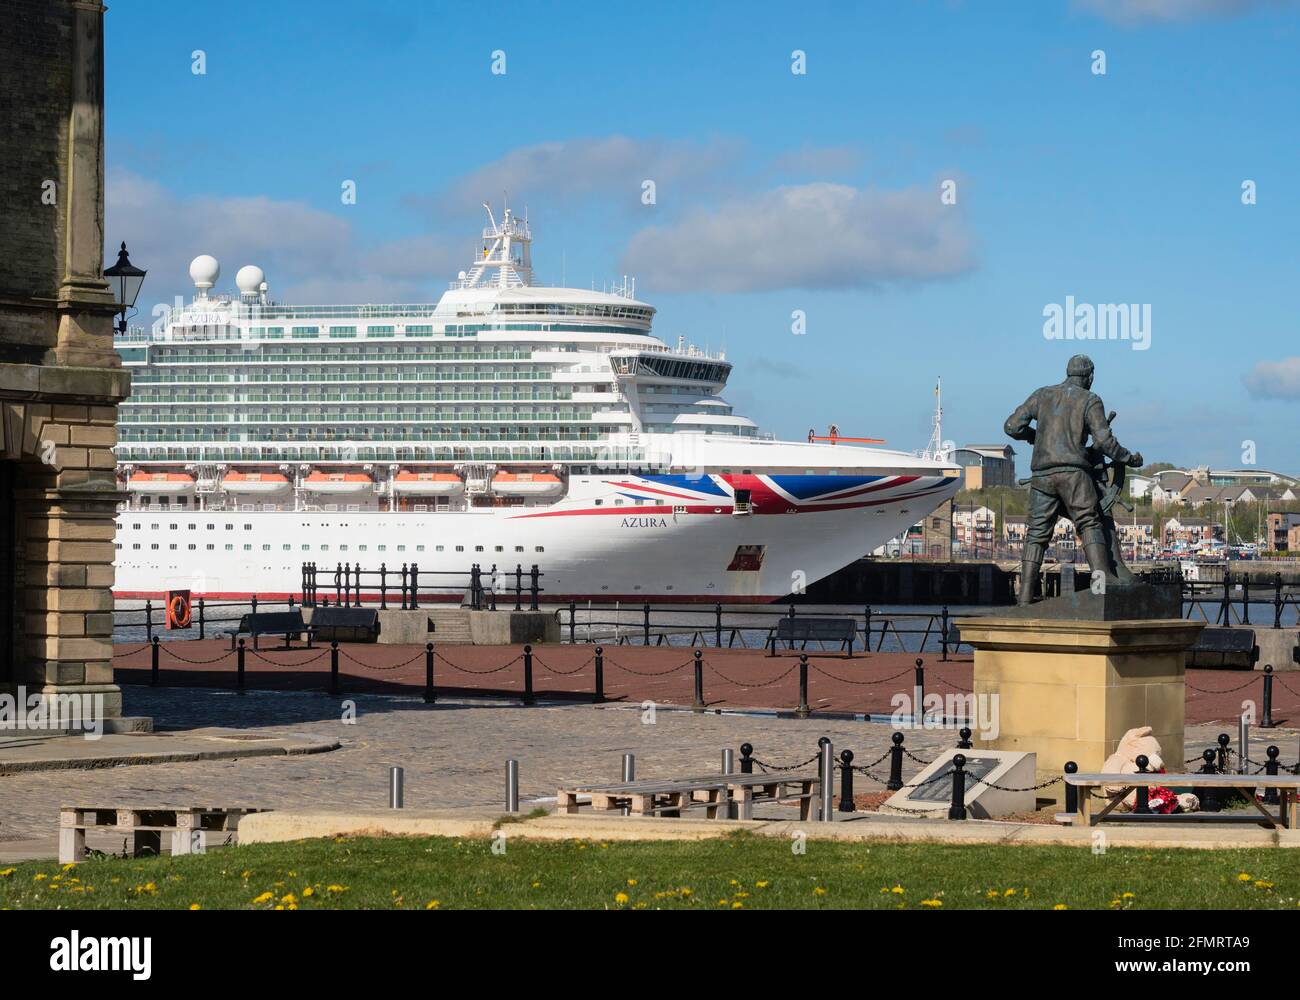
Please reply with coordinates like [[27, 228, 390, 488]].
[[1, 832, 1295, 910]]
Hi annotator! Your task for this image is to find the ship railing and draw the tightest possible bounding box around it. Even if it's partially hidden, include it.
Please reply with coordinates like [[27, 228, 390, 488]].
[[300, 561, 544, 612]]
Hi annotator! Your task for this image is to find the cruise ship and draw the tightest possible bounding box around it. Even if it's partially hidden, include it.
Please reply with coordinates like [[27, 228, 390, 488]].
[[112, 207, 960, 601]]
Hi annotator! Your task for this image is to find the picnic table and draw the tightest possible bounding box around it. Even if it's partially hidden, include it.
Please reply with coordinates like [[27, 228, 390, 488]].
[[557, 772, 821, 820], [59, 805, 269, 862], [1063, 771, 1300, 829]]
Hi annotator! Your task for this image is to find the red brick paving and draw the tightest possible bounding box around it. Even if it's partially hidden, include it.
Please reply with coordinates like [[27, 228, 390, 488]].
[[111, 640, 1299, 725]]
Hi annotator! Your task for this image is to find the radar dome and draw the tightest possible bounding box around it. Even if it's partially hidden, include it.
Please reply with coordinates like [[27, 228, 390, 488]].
[[189, 254, 220, 290], [236, 265, 266, 295]]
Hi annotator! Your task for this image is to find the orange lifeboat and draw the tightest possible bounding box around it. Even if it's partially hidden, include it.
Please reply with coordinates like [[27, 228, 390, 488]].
[[492, 471, 563, 497], [126, 471, 195, 495], [222, 470, 291, 495], [302, 470, 374, 495], [391, 470, 464, 496]]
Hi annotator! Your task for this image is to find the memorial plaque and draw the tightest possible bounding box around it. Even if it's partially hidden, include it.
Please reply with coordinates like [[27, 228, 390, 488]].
[[881, 748, 1037, 819]]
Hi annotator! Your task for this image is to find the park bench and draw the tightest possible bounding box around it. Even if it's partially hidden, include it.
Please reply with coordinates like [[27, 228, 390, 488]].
[[309, 606, 380, 643], [1062, 771, 1300, 829], [766, 617, 856, 657], [1186, 627, 1258, 669], [59, 805, 269, 862], [225, 609, 312, 650], [556, 772, 820, 820]]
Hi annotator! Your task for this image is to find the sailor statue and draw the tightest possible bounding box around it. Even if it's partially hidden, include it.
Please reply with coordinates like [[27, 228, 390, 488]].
[[1003, 354, 1144, 605]]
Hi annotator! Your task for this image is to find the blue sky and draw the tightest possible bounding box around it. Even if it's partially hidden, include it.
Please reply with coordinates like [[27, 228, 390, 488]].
[[104, 0, 1300, 475]]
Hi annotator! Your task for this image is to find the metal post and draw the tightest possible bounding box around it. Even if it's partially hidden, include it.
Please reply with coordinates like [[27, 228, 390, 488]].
[[409, 562, 419, 610], [1262, 665, 1275, 728], [795, 653, 810, 719], [1133, 755, 1151, 813], [389, 766, 404, 809], [197, 597, 205, 640], [913, 657, 925, 725], [621, 752, 635, 817], [940, 605, 950, 661], [838, 749, 855, 812], [887, 732, 904, 791], [1243, 575, 1251, 626], [400, 563, 408, 610], [643, 603, 651, 645], [506, 759, 520, 813], [529, 564, 539, 610], [692, 649, 705, 712], [593, 645, 604, 704], [721, 748, 734, 774], [819, 739, 834, 822], [150, 635, 159, 686], [236, 638, 246, 694], [1239, 714, 1250, 775], [335, 563, 342, 606], [864, 605, 873, 651], [957, 726, 972, 749], [568, 601, 576, 644], [1264, 746, 1281, 805], [1063, 761, 1078, 816], [1275, 573, 1283, 630], [715, 603, 723, 648], [522, 643, 535, 705], [948, 753, 967, 820], [515, 564, 523, 611], [1221, 571, 1231, 626], [1197, 749, 1221, 812], [1217, 732, 1230, 772], [739, 742, 754, 774], [330, 641, 339, 696], [423, 642, 435, 704], [145, 599, 153, 642], [379, 562, 387, 609]]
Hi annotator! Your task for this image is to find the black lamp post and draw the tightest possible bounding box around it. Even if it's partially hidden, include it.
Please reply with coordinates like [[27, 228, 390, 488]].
[[103, 241, 147, 336]]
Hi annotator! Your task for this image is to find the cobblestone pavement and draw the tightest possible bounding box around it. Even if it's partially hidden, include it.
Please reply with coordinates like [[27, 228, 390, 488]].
[[3, 685, 1293, 853]]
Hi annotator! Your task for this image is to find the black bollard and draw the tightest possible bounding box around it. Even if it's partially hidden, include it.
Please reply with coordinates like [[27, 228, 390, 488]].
[[1262, 665, 1275, 729], [715, 603, 723, 648], [593, 645, 605, 703], [948, 753, 967, 820], [1196, 749, 1221, 813], [330, 641, 340, 696], [522, 644, 535, 706], [838, 749, 855, 812], [739, 742, 754, 774], [887, 732, 904, 791], [940, 605, 950, 661], [197, 597, 206, 640], [692, 649, 704, 712], [795, 653, 810, 719], [914, 657, 925, 722], [145, 599, 153, 642], [957, 726, 972, 749], [150, 635, 160, 686], [236, 638, 246, 694], [1133, 754, 1152, 814], [1264, 745, 1281, 805], [1063, 761, 1078, 816], [643, 603, 651, 646], [1217, 733, 1231, 773], [423, 642, 435, 704]]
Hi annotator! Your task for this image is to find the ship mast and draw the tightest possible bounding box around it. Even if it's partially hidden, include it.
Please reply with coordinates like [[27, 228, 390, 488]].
[[923, 376, 945, 461]]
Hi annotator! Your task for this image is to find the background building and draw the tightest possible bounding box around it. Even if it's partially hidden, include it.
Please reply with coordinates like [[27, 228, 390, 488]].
[[1, 0, 128, 714], [954, 444, 1016, 490]]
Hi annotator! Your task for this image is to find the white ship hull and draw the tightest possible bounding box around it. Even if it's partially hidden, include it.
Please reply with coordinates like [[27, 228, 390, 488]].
[[114, 462, 959, 601]]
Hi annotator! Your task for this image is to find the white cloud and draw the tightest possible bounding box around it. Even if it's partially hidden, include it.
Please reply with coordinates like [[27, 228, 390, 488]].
[[106, 170, 457, 307], [1073, 0, 1294, 24], [619, 182, 976, 294], [434, 134, 744, 214], [1243, 357, 1300, 400]]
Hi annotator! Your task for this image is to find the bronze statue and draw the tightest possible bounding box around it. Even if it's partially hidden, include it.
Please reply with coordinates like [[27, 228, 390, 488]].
[[1004, 354, 1144, 605]]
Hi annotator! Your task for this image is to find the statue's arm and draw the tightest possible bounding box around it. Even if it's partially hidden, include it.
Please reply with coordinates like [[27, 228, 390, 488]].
[[1003, 392, 1038, 443], [1086, 396, 1142, 467]]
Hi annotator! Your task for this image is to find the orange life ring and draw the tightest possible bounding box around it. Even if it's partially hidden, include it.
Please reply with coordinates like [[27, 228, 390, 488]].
[[167, 593, 191, 629]]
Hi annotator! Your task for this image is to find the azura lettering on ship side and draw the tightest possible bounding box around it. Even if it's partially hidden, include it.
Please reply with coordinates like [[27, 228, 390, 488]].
[[621, 517, 668, 528]]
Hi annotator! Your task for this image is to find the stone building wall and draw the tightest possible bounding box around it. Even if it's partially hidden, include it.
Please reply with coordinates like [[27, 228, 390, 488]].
[[0, 0, 129, 715]]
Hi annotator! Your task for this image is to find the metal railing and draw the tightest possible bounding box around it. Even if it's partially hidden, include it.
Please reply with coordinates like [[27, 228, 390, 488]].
[[300, 561, 543, 611]]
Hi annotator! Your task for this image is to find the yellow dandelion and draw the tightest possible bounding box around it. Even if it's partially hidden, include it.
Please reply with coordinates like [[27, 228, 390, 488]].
[[986, 890, 999, 899], [614, 892, 629, 904], [732, 902, 743, 909], [890, 885, 904, 895], [813, 887, 827, 896], [61, 863, 77, 871], [756, 881, 769, 889], [240, 870, 251, 879], [189, 903, 201, 910], [303, 886, 314, 897], [1121, 892, 1135, 899], [920, 899, 942, 908], [1255, 881, 1274, 890], [1004, 888, 1016, 897], [251, 891, 274, 904], [0, 868, 14, 877], [680, 888, 693, 896], [1237, 873, 1252, 882], [532, 882, 541, 888], [33, 874, 47, 881], [281, 893, 297, 905], [426, 900, 440, 909], [627, 878, 637, 886], [1053, 904, 1068, 910]]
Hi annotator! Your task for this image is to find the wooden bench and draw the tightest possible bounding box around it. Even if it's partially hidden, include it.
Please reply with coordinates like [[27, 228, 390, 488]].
[[226, 610, 312, 650], [309, 606, 380, 643], [1186, 627, 1258, 669], [557, 772, 820, 821], [59, 806, 269, 862], [766, 618, 856, 656], [1062, 772, 1300, 829]]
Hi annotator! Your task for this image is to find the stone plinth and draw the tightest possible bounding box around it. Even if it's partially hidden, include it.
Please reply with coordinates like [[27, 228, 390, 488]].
[[955, 617, 1203, 805]]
